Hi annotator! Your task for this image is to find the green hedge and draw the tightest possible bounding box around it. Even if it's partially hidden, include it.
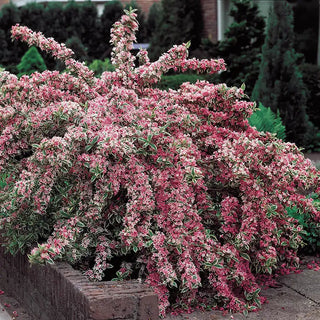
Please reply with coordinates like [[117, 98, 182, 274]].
[[156, 73, 211, 90]]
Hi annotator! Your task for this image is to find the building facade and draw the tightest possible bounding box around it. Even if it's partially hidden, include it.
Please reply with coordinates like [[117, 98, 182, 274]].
[[0, 0, 273, 42]]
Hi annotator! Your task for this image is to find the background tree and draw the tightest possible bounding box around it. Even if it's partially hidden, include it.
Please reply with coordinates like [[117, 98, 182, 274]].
[[0, 3, 23, 71], [17, 46, 46, 77], [292, 0, 318, 64], [65, 36, 88, 62], [299, 63, 320, 129], [147, 2, 161, 38], [148, 0, 203, 60], [97, 1, 124, 59], [74, 1, 100, 60], [318, 0, 320, 65], [252, 0, 313, 147], [0, 30, 10, 66], [88, 58, 115, 77], [20, 2, 45, 32], [42, 2, 66, 42], [218, 0, 265, 95]]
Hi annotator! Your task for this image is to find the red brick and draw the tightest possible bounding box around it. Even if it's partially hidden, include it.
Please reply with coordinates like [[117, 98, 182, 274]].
[[0, 247, 158, 319], [201, 0, 218, 42], [120, 0, 161, 15]]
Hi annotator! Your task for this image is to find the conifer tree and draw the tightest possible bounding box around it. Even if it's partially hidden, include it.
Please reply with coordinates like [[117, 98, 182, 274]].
[[65, 36, 88, 62], [17, 46, 46, 77], [218, 0, 265, 95], [252, 1, 312, 147], [97, 1, 123, 58], [0, 3, 22, 68], [148, 0, 203, 60], [43, 3, 67, 42], [20, 2, 46, 32], [147, 2, 161, 38]]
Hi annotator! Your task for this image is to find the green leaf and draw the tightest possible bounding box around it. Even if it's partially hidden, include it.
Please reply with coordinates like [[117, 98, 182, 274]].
[[240, 252, 251, 261], [145, 240, 153, 247], [77, 221, 85, 228], [254, 297, 261, 308], [85, 136, 99, 151]]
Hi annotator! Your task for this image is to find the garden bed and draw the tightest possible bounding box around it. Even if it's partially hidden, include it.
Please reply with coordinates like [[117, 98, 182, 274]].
[[0, 246, 158, 320]]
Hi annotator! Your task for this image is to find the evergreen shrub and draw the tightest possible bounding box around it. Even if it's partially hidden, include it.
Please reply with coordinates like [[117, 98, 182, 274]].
[[98, 0, 124, 58], [1, 10, 320, 317], [0, 3, 23, 67], [252, 1, 312, 147], [17, 46, 46, 76], [156, 73, 207, 90], [88, 58, 115, 77], [147, 2, 161, 37], [218, 0, 265, 95], [148, 0, 203, 60], [299, 63, 320, 129], [65, 36, 88, 62]]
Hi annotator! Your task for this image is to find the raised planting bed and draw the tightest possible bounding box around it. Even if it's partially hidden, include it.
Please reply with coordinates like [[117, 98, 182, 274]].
[[0, 246, 158, 320]]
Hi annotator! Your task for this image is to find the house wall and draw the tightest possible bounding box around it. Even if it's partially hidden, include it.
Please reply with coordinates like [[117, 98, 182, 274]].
[[0, 0, 274, 43], [201, 0, 218, 42], [120, 0, 161, 15], [0, 0, 8, 7]]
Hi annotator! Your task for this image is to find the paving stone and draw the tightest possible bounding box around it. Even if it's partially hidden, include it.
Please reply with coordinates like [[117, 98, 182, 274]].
[[280, 269, 320, 304], [165, 269, 320, 320]]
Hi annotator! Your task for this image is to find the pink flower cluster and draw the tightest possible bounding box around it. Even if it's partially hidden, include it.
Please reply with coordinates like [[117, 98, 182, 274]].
[[0, 9, 319, 317]]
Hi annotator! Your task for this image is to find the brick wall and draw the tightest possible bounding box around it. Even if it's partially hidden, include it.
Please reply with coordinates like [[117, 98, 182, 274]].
[[0, 0, 9, 8], [0, 247, 159, 320], [201, 0, 218, 42], [120, 0, 161, 15], [0, 0, 217, 41], [127, 0, 218, 42]]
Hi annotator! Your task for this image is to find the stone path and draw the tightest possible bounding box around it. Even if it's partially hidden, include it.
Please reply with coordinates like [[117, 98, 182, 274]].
[[165, 257, 320, 320]]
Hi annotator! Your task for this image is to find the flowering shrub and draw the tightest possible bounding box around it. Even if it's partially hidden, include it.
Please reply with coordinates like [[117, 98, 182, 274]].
[[0, 9, 320, 316]]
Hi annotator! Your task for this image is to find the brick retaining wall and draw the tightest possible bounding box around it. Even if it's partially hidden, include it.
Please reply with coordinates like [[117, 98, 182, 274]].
[[0, 247, 158, 320]]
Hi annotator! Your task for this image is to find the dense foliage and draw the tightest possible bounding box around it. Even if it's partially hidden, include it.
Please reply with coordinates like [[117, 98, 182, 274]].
[[88, 58, 115, 77], [0, 1, 148, 69], [252, 1, 313, 148], [17, 46, 47, 77], [0, 3, 22, 72], [293, 0, 319, 64], [287, 193, 320, 255], [1, 10, 320, 317], [97, 1, 125, 59], [156, 73, 207, 91], [218, 0, 265, 95], [148, 0, 203, 60], [299, 63, 320, 130]]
